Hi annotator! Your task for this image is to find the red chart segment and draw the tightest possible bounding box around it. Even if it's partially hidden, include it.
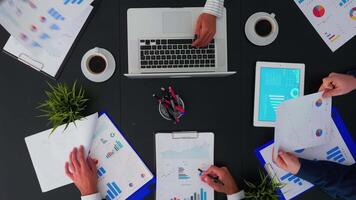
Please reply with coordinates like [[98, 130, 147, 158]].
[[313, 5, 325, 18]]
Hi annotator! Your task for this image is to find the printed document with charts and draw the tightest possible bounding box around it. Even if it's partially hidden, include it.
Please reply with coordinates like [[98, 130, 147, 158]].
[[25, 113, 153, 200], [256, 92, 356, 200], [0, 0, 94, 77], [274, 92, 333, 157], [293, 0, 356, 52], [155, 132, 214, 200]]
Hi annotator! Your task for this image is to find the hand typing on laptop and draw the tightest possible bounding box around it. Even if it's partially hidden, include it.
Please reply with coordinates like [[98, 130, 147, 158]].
[[193, 0, 225, 47], [193, 13, 217, 47]]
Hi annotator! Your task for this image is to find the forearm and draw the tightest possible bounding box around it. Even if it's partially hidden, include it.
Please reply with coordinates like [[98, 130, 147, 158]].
[[204, 0, 224, 18], [296, 159, 356, 199]]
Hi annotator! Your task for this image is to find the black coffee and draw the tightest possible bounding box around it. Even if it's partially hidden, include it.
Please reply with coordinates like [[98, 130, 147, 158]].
[[88, 55, 106, 74], [255, 19, 272, 37]]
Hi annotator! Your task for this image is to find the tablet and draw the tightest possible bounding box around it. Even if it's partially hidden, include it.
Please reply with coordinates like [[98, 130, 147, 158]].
[[253, 62, 305, 127]]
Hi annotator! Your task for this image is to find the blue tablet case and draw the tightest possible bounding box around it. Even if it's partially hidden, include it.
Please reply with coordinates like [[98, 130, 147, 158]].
[[100, 112, 156, 200], [255, 107, 356, 200]]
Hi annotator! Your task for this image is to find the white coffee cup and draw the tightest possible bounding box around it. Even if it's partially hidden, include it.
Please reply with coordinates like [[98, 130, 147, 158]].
[[81, 47, 116, 82], [245, 12, 279, 46]]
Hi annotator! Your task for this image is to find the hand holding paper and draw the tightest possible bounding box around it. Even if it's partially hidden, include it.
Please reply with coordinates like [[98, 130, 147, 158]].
[[272, 148, 301, 175], [319, 72, 356, 98], [274, 92, 333, 159]]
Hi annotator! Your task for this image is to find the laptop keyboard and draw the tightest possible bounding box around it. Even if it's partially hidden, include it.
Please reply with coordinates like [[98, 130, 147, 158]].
[[139, 39, 215, 69]]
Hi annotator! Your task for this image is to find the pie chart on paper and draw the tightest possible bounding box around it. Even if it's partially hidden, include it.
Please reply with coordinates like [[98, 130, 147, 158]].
[[313, 5, 325, 18], [350, 7, 356, 20]]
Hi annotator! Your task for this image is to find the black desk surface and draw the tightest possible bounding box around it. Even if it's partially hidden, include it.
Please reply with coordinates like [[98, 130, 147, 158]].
[[1, 0, 356, 200]]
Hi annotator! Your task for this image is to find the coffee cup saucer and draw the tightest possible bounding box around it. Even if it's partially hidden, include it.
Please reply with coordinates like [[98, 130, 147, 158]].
[[245, 12, 279, 46], [81, 47, 116, 83]]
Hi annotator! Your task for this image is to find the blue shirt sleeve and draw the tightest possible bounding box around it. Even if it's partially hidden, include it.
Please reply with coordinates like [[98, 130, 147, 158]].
[[296, 159, 356, 200]]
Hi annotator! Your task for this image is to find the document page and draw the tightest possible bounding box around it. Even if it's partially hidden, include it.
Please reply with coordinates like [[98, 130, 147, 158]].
[[25, 113, 98, 192], [293, 0, 355, 51], [0, 0, 93, 55], [259, 118, 355, 200], [156, 132, 214, 200], [89, 114, 154, 200], [274, 92, 332, 159]]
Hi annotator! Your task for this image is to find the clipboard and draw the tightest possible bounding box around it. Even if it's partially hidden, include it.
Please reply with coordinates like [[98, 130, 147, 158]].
[[255, 107, 356, 200], [96, 112, 156, 200], [2, 4, 95, 79], [155, 131, 214, 200]]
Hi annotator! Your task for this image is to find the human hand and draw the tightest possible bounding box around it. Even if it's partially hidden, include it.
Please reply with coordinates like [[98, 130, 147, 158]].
[[192, 13, 217, 48], [65, 145, 98, 196], [319, 72, 356, 98], [272, 149, 301, 175], [201, 166, 239, 195]]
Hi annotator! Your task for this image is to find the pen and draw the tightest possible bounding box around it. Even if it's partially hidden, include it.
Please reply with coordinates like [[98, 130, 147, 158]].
[[198, 169, 225, 186]]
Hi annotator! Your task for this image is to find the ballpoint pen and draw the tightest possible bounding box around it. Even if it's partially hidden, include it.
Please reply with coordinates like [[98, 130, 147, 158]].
[[198, 169, 225, 186]]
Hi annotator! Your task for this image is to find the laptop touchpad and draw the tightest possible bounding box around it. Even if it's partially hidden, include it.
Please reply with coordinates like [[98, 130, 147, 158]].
[[163, 12, 192, 34]]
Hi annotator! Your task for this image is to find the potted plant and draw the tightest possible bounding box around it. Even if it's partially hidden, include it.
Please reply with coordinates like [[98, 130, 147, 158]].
[[37, 81, 89, 133], [244, 170, 284, 200]]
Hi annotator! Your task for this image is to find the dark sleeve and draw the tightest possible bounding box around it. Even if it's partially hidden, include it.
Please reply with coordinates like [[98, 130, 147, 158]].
[[296, 159, 356, 200], [347, 69, 356, 77]]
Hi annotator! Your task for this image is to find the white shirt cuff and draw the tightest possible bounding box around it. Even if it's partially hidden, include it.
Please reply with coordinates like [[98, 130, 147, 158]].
[[203, 0, 225, 18], [227, 190, 245, 200], [81, 193, 101, 200]]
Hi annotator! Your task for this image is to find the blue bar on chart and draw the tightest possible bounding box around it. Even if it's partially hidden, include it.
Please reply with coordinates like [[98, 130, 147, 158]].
[[339, 0, 349, 7], [114, 140, 124, 151], [97, 167, 106, 178], [64, 0, 84, 5], [48, 8, 65, 21], [326, 146, 346, 163], [280, 173, 303, 186], [106, 182, 122, 200], [200, 188, 207, 200]]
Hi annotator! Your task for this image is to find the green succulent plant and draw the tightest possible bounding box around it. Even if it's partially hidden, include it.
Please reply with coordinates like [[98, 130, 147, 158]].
[[244, 170, 285, 200], [37, 81, 89, 133]]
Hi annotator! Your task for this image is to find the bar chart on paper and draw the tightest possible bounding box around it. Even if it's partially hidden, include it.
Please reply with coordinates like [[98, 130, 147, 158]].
[[64, 0, 85, 5], [171, 188, 208, 200], [280, 173, 303, 186], [97, 167, 106, 178], [106, 181, 122, 200], [326, 146, 346, 163]]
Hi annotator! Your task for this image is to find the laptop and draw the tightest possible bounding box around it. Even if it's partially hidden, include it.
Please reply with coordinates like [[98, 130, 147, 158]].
[[125, 7, 236, 78]]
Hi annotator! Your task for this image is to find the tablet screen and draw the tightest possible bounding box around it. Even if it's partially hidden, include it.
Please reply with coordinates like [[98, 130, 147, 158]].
[[259, 67, 301, 122]]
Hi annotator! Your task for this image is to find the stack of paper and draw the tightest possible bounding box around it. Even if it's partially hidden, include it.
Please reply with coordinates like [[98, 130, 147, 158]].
[[0, 0, 94, 77], [294, 0, 356, 52]]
